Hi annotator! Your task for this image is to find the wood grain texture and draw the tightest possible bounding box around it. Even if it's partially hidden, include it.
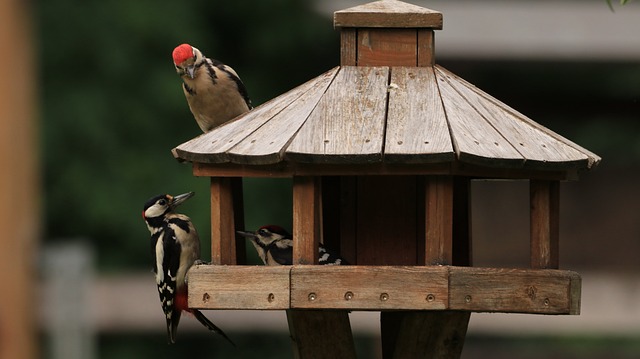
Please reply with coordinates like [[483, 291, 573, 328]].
[[417, 29, 435, 66], [227, 68, 338, 165], [287, 310, 356, 359], [290, 266, 448, 310], [357, 29, 417, 66], [210, 177, 239, 265], [334, 0, 443, 29], [438, 66, 592, 170], [424, 176, 454, 265], [449, 267, 580, 314], [435, 67, 525, 167], [287, 66, 389, 163], [385, 67, 454, 163], [292, 176, 321, 265], [340, 28, 357, 66], [530, 180, 560, 269], [187, 265, 291, 310]]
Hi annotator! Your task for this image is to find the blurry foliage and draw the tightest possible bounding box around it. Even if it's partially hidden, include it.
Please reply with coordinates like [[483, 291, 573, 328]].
[[38, 0, 337, 271]]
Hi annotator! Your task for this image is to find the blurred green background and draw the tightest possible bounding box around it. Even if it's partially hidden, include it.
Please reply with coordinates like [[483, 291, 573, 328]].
[[36, 0, 640, 358]]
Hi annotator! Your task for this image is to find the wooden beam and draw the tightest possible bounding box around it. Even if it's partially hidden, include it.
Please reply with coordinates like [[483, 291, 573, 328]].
[[210, 177, 242, 265], [424, 176, 454, 265], [530, 180, 560, 269], [292, 176, 321, 265], [340, 28, 357, 66], [417, 29, 435, 67], [287, 310, 356, 359]]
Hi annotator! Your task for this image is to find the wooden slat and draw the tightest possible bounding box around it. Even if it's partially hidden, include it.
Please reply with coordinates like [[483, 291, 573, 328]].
[[187, 265, 290, 310], [357, 29, 417, 66], [287, 310, 356, 359], [292, 176, 321, 265], [340, 28, 357, 66], [286, 66, 389, 163], [449, 267, 580, 314], [290, 266, 448, 310], [210, 178, 238, 265], [385, 67, 454, 163], [334, 0, 443, 29], [424, 176, 454, 265], [417, 29, 435, 67], [439, 66, 591, 170], [173, 68, 339, 164], [227, 67, 338, 165], [530, 180, 560, 269]]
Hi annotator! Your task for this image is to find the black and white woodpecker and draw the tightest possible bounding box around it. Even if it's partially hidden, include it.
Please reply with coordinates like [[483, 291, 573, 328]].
[[237, 225, 348, 266], [142, 192, 234, 345], [172, 43, 252, 132]]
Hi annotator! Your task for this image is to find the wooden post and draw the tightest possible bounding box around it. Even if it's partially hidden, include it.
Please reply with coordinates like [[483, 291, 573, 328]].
[[530, 180, 560, 269], [0, 1, 38, 358], [210, 177, 244, 265], [425, 176, 454, 265], [292, 176, 321, 265]]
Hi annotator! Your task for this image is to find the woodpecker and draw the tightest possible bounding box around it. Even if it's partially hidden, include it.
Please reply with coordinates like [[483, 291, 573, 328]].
[[172, 43, 252, 132], [142, 192, 234, 345], [237, 225, 348, 266]]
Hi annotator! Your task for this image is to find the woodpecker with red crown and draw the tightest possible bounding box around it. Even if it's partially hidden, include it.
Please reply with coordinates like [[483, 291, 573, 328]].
[[142, 192, 234, 345], [172, 43, 252, 132], [237, 225, 348, 266]]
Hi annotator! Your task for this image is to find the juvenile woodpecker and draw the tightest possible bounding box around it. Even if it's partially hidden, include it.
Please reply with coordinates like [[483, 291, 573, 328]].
[[237, 225, 348, 266], [172, 43, 252, 132], [142, 192, 233, 345]]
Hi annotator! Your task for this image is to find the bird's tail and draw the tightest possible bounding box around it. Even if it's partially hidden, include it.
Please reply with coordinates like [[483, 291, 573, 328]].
[[166, 310, 182, 344], [191, 309, 236, 346]]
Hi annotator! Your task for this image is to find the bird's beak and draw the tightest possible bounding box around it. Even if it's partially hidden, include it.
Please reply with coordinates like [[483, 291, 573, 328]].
[[186, 65, 196, 79], [171, 192, 195, 208], [236, 230, 257, 239]]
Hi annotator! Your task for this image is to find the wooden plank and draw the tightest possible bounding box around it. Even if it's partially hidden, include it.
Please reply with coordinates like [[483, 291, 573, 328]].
[[439, 66, 592, 170], [382, 311, 470, 359], [449, 267, 581, 314], [287, 310, 356, 359], [357, 29, 417, 66], [291, 266, 448, 310], [227, 67, 338, 165], [435, 67, 525, 167], [334, 0, 443, 29], [173, 68, 339, 164], [292, 176, 321, 265], [210, 177, 238, 265], [340, 28, 357, 66], [417, 29, 435, 67], [385, 67, 454, 163], [187, 265, 290, 310], [530, 180, 560, 269], [438, 65, 601, 170], [424, 176, 454, 265], [286, 66, 389, 163]]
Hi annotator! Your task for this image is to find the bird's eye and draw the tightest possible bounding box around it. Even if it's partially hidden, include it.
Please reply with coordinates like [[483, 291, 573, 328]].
[[158, 199, 167, 206], [258, 229, 268, 236]]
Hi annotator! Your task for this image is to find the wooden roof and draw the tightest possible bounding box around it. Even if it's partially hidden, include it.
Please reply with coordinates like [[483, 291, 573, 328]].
[[173, 65, 600, 175]]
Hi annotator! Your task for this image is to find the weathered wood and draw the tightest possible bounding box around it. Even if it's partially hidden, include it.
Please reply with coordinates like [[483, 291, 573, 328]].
[[357, 29, 417, 66], [187, 265, 290, 310], [439, 66, 592, 170], [290, 266, 448, 310], [334, 0, 443, 29], [340, 28, 357, 66], [424, 176, 454, 265], [530, 180, 560, 269], [417, 29, 435, 66], [210, 177, 239, 265], [287, 310, 356, 359], [382, 311, 470, 359], [435, 67, 525, 168], [227, 67, 338, 165], [286, 66, 389, 163], [292, 176, 321, 265], [449, 267, 580, 314], [385, 67, 454, 163], [173, 67, 340, 164]]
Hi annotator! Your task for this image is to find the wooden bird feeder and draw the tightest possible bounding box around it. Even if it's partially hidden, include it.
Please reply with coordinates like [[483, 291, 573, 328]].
[[172, 1, 600, 357]]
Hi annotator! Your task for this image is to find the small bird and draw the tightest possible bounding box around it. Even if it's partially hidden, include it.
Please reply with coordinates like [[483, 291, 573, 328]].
[[237, 225, 348, 266], [172, 43, 252, 132], [142, 192, 234, 345]]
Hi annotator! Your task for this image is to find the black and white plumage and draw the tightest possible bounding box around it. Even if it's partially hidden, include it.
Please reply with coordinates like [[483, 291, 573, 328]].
[[142, 192, 233, 345], [237, 225, 348, 266], [172, 43, 252, 132]]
